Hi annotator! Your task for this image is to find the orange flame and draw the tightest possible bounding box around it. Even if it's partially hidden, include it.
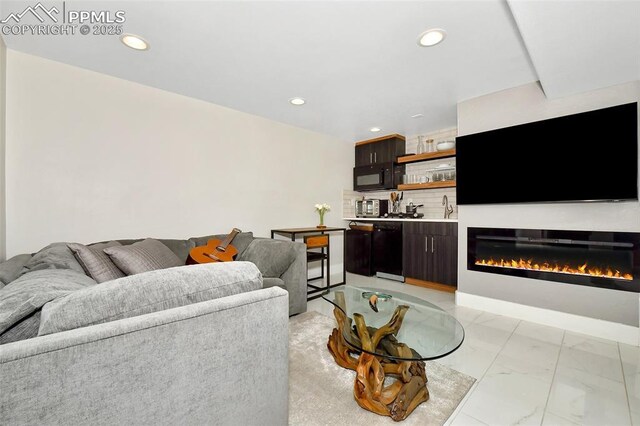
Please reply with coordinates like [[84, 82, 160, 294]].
[[475, 257, 633, 280]]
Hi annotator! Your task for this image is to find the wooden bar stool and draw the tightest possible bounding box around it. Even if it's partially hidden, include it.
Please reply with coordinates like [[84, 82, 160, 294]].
[[304, 234, 330, 297]]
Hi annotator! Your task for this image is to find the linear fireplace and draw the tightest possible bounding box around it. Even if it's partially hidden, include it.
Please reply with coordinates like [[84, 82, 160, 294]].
[[468, 227, 640, 293]]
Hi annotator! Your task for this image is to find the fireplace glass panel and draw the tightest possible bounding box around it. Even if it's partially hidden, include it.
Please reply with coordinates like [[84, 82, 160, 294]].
[[468, 228, 640, 293]]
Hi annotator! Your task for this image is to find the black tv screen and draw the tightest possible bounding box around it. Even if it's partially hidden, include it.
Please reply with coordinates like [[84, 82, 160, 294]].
[[456, 102, 638, 205]]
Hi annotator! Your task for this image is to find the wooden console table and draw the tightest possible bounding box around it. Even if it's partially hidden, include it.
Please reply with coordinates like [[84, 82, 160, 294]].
[[270, 226, 347, 300]]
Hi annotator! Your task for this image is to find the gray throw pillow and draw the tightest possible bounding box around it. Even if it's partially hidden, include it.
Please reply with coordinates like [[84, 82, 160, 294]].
[[39, 262, 263, 336], [103, 238, 183, 275], [68, 241, 126, 283], [19, 243, 85, 277], [111, 239, 195, 263], [238, 239, 296, 278], [156, 239, 195, 263], [0, 254, 33, 287]]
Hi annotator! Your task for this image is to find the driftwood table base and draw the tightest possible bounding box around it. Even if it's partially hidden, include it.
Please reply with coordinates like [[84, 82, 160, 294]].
[[326, 293, 429, 422]]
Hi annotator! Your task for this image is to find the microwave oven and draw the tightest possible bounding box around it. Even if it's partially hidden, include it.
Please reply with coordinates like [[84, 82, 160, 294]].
[[353, 162, 404, 192], [355, 199, 389, 218]]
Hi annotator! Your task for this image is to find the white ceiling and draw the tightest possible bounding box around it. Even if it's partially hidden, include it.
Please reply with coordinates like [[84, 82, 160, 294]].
[[1, 1, 636, 142], [508, 0, 640, 99]]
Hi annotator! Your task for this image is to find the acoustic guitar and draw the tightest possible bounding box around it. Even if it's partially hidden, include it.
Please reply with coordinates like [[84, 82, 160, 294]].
[[186, 228, 242, 264]]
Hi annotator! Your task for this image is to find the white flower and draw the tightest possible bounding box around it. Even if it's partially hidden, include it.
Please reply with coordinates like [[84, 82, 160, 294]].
[[314, 203, 331, 213]]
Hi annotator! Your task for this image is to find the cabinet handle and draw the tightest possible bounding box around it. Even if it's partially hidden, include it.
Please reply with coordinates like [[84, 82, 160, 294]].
[[370, 153, 373, 163], [374, 152, 377, 163], [425, 236, 429, 252], [431, 237, 435, 253]]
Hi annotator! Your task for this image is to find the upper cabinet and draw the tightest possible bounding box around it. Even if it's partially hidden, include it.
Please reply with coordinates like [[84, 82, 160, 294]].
[[354, 134, 406, 166]]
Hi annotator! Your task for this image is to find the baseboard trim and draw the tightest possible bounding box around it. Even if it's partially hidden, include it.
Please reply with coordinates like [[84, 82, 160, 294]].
[[456, 291, 639, 346], [405, 277, 456, 293]]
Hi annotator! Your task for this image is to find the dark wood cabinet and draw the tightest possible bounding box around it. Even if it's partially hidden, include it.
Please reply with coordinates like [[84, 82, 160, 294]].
[[355, 144, 372, 166], [354, 135, 406, 166], [403, 222, 458, 287]]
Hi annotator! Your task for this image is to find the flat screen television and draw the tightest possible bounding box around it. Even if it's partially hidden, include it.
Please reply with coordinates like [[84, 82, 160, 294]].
[[456, 102, 638, 205]]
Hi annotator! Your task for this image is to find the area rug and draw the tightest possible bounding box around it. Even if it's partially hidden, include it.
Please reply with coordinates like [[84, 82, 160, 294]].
[[289, 311, 475, 426]]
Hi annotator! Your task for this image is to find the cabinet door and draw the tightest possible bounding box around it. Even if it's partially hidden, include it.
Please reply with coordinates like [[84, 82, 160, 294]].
[[430, 235, 458, 285], [372, 140, 393, 164], [355, 144, 372, 166], [403, 231, 428, 280], [372, 139, 405, 164]]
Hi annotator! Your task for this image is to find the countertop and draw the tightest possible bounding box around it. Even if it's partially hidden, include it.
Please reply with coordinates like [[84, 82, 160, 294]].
[[343, 217, 458, 223]]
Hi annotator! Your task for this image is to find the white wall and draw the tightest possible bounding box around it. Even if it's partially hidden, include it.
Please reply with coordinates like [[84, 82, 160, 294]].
[[5, 50, 353, 260], [0, 38, 5, 261], [457, 81, 640, 326]]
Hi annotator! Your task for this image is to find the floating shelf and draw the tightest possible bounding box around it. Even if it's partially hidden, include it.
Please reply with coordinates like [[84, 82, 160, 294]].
[[397, 181, 456, 191], [397, 149, 456, 164]]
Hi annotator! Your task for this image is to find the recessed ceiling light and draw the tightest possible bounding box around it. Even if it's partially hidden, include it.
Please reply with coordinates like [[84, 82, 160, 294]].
[[121, 34, 149, 51], [417, 28, 447, 47], [289, 97, 306, 106], [370, 127, 381, 133], [411, 114, 424, 119]]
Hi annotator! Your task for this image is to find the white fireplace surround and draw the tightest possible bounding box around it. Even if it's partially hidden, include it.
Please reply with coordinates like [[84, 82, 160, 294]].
[[456, 81, 640, 343]]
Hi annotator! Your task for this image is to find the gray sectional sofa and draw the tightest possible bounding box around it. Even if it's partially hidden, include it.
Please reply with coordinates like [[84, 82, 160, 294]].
[[0, 232, 306, 425]]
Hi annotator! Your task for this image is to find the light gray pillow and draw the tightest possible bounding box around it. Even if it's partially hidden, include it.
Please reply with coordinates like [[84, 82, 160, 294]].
[[238, 239, 296, 278], [39, 262, 263, 336], [0, 254, 33, 287], [103, 238, 183, 275], [68, 241, 126, 283], [19, 243, 85, 277]]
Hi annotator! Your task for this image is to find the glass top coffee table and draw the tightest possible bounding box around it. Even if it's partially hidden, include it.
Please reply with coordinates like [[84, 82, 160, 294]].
[[322, 286, 464, 421]]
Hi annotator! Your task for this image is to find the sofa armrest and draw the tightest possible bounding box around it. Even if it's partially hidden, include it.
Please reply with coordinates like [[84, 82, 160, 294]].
[[279, 241, 308, 315], [0, 287, 289, 426]]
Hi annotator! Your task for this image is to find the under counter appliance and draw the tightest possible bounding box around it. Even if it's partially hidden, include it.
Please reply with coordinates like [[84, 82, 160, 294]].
[[373, 222, 404, 281], [355, 199, 389, 218], [346, 227, 374, 276], [353, 162, 405, 192]]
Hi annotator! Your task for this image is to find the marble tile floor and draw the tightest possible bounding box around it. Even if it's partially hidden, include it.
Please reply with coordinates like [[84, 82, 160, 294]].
[[307, 273, 640, 425]]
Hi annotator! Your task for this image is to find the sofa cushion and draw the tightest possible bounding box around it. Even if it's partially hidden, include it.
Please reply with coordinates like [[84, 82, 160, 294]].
[[263, 277, 285, 289], [20, 243, 85, 277], [104, 239, 183, 275], [0, 269, 96, 343], [0, 312, 40, 345], [38, 261, 263, 336], [0, 254, 32, 288], [238, 239, 296, 278], [189, 232, 254, 257], [156, 239, 195, 263], [68, 241, 126, 283]]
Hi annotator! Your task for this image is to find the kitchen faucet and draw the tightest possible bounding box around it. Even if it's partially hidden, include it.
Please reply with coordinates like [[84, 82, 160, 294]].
[[442, 195, 454, 219]]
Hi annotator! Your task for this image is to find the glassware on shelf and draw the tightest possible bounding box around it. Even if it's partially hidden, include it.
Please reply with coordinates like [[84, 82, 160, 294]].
[[426, 163, 456, 182], [416, 136, 425, 154], [426, 138, 435, 153]]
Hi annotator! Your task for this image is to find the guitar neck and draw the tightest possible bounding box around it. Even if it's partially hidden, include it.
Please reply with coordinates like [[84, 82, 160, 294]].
[[217, 228, 242, 251]]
